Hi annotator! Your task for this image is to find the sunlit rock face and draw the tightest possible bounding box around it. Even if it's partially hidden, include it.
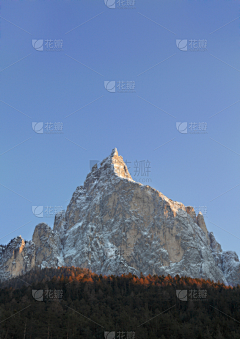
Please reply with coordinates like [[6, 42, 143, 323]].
[[0, 236, 35, 282], [0, 149, 239, 286]]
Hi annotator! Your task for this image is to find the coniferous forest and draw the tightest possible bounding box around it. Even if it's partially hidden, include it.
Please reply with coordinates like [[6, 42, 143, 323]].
[[0, 266, 240, 339]]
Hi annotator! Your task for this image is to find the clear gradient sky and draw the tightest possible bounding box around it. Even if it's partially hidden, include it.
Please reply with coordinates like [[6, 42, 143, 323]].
[[1, 0, 240, 259]]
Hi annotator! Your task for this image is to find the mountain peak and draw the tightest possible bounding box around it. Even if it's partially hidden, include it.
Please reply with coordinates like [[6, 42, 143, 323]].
[[1, 148, 240, 287], [110, 148, 133, 180], [111, 147, 118, 157]]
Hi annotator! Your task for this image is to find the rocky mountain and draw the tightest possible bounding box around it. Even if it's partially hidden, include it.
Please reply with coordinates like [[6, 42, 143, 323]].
[[1, 148, 239, 286]]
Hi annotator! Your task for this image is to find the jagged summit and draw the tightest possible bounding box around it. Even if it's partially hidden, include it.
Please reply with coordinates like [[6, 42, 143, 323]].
[[1, 149, 240, 286], [89, 147, 133, 181], [110, 147, 133, 180], [110, 147, 118, 157]]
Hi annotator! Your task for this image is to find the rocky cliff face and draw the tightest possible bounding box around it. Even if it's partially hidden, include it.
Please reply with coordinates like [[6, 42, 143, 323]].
[[0, 237, 35, 282], [1, 148, 239, 286], [208, 232, 240, 286]]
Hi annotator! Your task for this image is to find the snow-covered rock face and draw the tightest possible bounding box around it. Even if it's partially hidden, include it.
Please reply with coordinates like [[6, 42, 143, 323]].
[[1, 148, 240, 286]]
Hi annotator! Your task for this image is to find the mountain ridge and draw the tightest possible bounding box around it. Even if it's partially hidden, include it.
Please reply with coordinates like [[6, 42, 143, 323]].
[[1, 148, 240, 286]]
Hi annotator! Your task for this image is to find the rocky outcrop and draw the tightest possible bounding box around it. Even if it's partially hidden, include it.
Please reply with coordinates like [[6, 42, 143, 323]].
[[186, 206, 197, 223], [197, 212, 210, 246], [0, 236, 35, 282], [32, 223, 63, 269], [208, 232, 240, 286], [221, 251, 240, 287], [0, 148, 239, 286]]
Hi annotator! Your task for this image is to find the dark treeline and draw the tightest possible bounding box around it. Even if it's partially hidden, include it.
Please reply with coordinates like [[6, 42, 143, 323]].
[[0, 266, 240, 338]]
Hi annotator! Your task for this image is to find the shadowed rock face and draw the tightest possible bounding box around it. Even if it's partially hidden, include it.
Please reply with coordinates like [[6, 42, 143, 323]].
[[0, 148, 239, 286]]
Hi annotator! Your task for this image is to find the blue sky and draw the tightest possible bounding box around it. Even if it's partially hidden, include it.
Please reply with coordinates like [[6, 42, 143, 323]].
[[1, 0, 240, 259]]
